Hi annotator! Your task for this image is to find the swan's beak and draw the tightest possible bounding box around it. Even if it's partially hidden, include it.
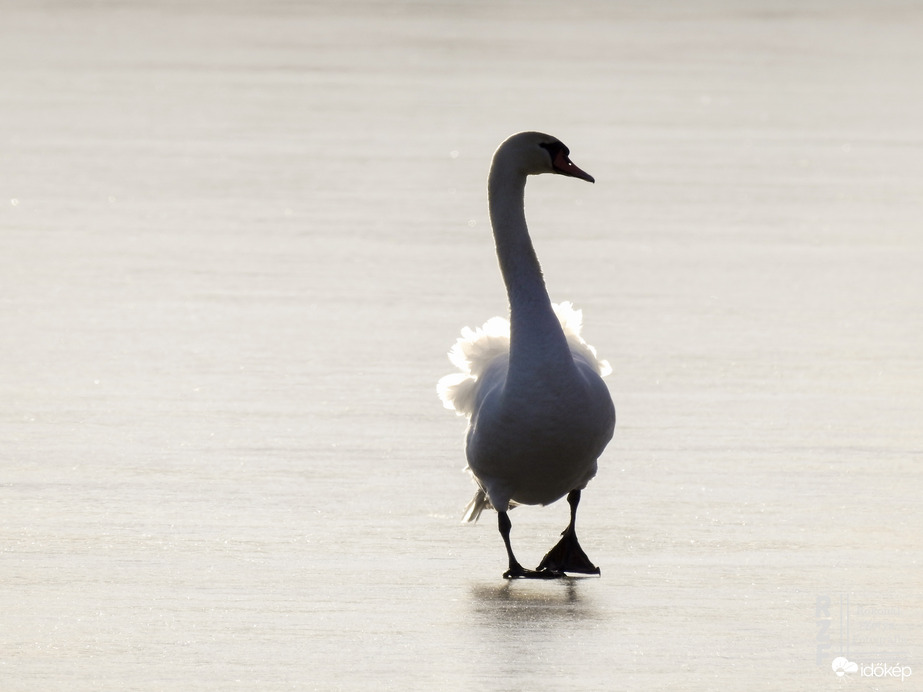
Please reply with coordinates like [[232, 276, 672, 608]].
[[551, 149, 595, 183]]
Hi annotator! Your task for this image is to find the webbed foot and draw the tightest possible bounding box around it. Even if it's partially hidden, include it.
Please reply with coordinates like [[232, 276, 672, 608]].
[[503, 562, 566, 580], [536, 530, 600, 576], [536, 489, 601, 576]]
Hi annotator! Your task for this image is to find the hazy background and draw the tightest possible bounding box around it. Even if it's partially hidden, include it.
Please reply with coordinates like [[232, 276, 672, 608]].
[[1, 1, 921, 689]]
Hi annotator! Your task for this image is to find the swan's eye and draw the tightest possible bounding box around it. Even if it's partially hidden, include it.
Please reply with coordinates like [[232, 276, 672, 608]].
[[539, 141, 567, 161]]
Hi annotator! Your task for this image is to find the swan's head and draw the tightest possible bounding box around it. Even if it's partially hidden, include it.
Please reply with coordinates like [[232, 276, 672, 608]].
[[495, 131, 595, 183]]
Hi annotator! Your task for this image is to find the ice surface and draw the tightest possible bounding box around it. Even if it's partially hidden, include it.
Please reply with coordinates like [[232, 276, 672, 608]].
[[1, 1, 921, 689]]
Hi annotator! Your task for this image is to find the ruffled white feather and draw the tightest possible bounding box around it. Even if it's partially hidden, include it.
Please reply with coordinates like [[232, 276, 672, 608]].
[[437, 301, 611, 419]]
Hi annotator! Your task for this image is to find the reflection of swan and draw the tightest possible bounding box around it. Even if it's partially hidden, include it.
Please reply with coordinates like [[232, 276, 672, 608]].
[[470, 580, 582, 609], [438, 132, 615, 579]]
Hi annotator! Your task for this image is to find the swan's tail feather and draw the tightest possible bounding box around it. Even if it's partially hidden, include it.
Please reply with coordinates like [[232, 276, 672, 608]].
[[461, 487, 521, 522], [461, 489, 491, 523]]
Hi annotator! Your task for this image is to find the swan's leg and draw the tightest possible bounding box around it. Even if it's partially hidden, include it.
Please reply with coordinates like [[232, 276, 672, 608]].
[[536, 489, 601, 576], [498, 511, 562, 579], [498, 511, 524, 576]]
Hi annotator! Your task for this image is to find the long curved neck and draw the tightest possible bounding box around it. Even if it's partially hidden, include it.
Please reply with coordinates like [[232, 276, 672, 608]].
[[488, 160, 572, 374]]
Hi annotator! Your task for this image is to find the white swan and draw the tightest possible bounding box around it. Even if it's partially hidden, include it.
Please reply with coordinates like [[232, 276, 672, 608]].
[[438, 131, 615, 579]]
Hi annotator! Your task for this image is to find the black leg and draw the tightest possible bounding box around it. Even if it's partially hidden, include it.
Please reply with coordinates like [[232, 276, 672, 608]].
[[498, 511, 523, 575], [565, 488, 580, 532], [536, 489, 601, 576], [498, 511, 563, 580]]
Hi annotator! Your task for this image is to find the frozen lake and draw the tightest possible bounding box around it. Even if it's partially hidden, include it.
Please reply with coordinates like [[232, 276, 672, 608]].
[[1, 1, 921, 689]]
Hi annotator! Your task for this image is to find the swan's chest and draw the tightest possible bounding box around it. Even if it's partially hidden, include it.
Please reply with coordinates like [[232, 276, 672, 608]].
[[468, 375, 612, 462]]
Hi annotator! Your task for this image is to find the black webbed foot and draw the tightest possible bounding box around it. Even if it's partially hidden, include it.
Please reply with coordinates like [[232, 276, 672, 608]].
[[536, 531, 600, 576], [497, 510, 565, 580], [503, 563, 566, 580], [536, 489, 600, 576]]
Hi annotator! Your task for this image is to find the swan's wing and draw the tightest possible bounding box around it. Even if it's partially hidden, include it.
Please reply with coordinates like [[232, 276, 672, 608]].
[[554, 301, 612, 377], [437, 316, 510, 418]]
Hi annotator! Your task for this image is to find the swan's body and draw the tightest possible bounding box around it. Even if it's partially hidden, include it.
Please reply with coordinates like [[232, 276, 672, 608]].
[[438, 131, 615, 578]]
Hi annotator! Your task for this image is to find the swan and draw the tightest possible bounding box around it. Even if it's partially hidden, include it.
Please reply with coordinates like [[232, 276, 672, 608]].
[[438, 131, 615, 579]]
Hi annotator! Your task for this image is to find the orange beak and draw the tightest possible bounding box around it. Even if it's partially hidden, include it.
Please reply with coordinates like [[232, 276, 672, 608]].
[[551, 149, 595, 183]]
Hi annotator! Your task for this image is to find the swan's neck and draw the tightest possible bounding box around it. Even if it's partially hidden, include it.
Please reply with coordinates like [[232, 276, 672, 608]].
[[488, 163, 571, 373]]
